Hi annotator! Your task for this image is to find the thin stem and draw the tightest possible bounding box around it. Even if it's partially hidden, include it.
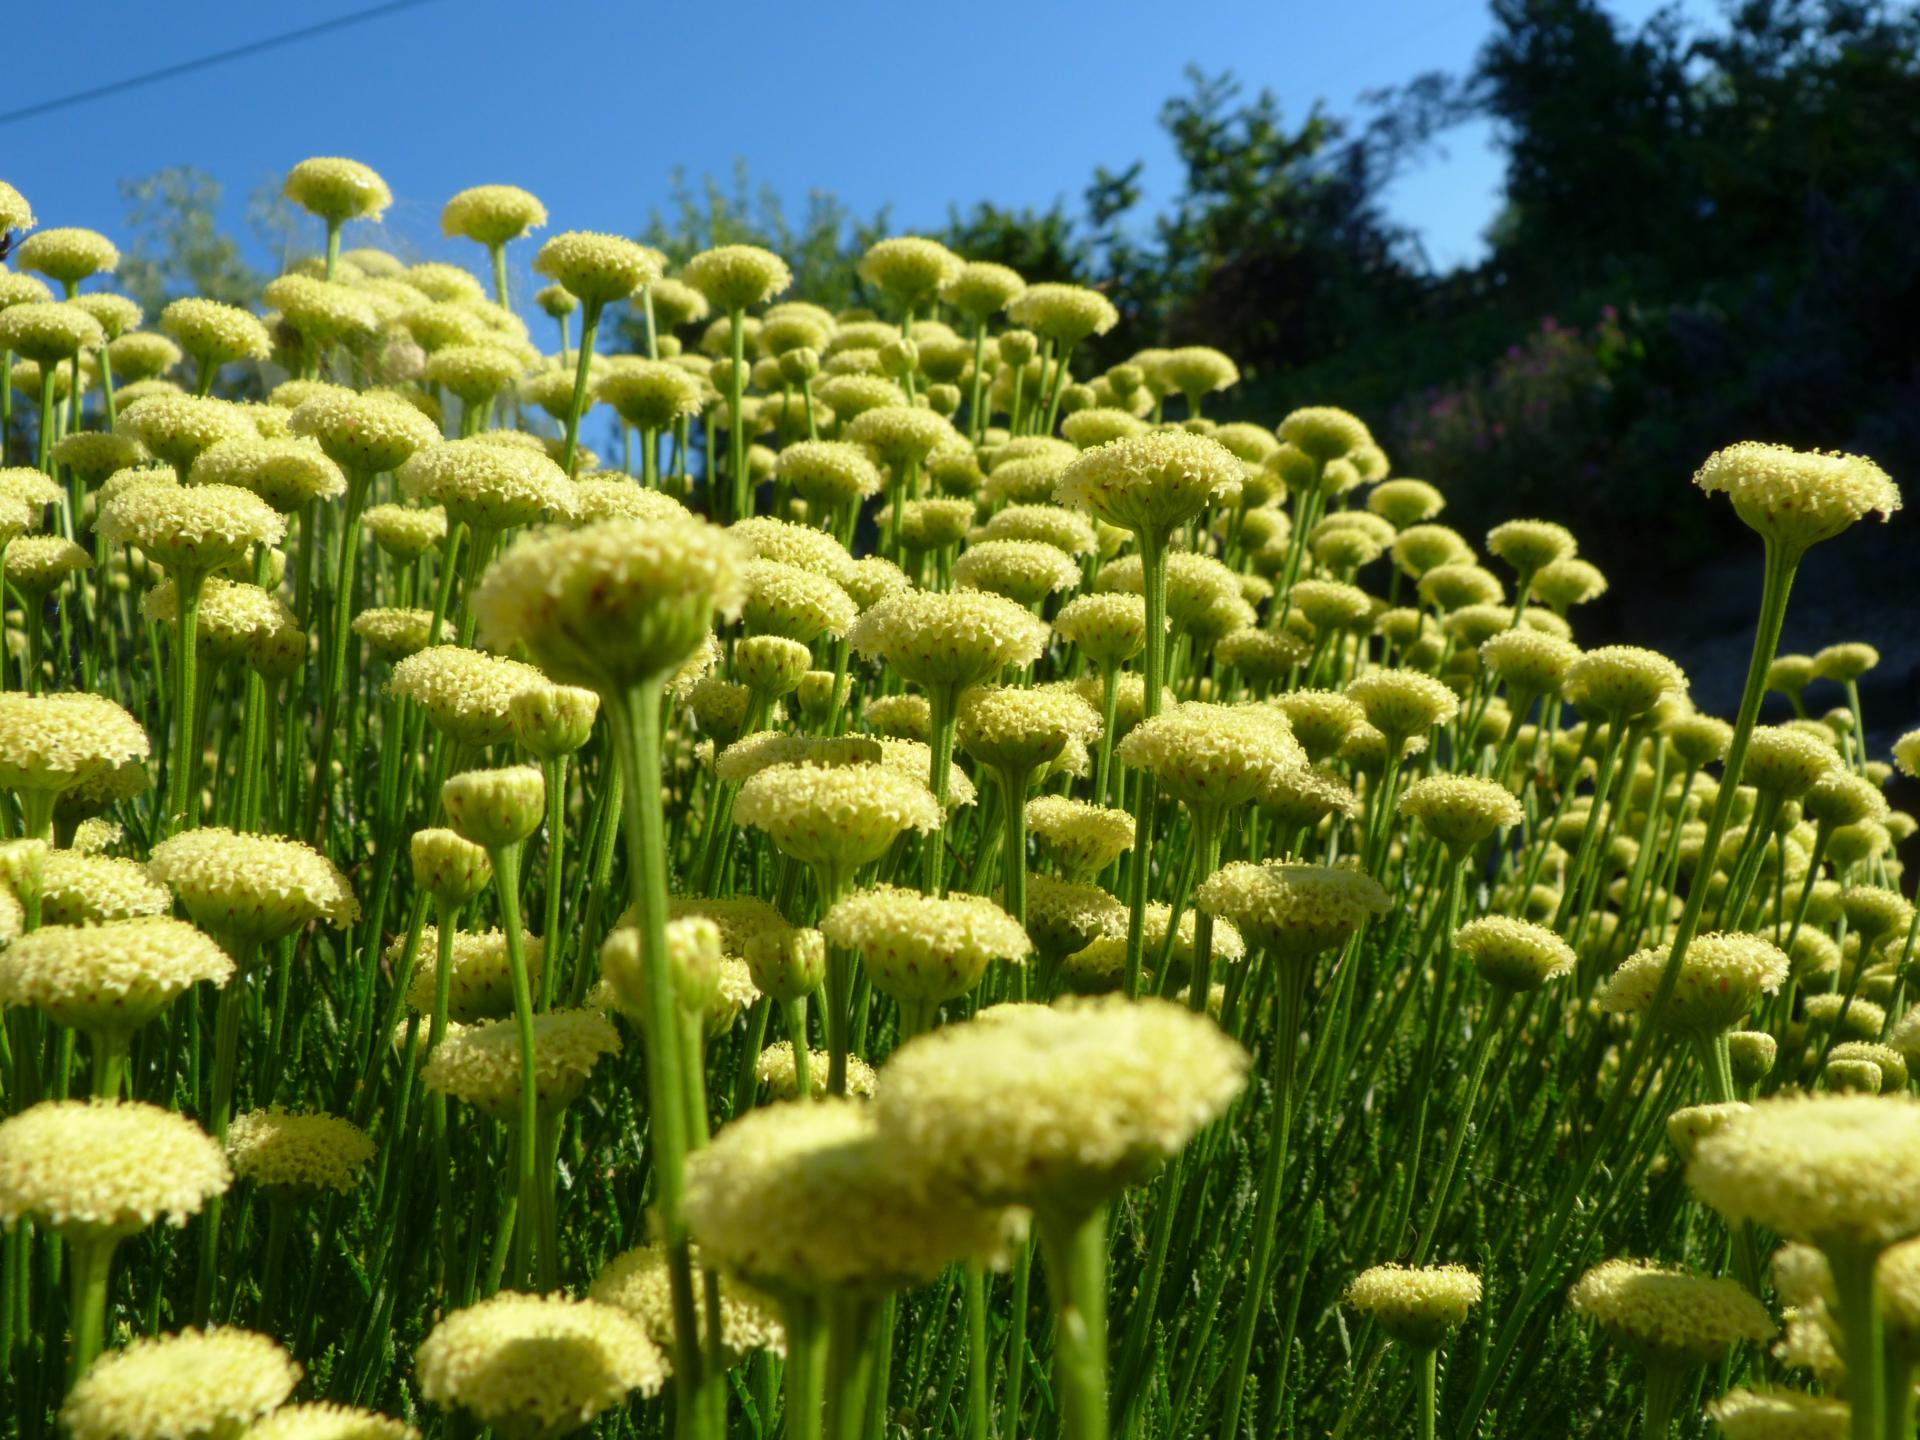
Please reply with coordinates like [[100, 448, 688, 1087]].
[[1457, 539, 1800, 1438], [489, 245, 509, 308], [1411, 986, 1512, 1263], [487, 840, 548, 1291], [727, 308, 749, 524], [784, 995, 814, 1099], [194, 955, 253, 1324], [538, 755, 569, 1010], [307, 469, 372, 842], [560, 300, 603, 478], [91, 1032, 129, 1099], [924, 687, 957, 893], [1122, 534, 1169, 999], [164, 570, 206, 833], [824, 927, 855, 1098], [605, 682, 704, 1415], [259, 1196, 293, 1326], [1217, 956, 1307, 1437]]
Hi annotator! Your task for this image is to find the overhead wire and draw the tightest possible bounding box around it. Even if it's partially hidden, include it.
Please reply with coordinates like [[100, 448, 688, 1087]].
[[0, 0, 441, 129]]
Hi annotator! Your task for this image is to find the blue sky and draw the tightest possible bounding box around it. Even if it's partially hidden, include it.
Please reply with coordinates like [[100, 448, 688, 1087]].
[[5, 0, 1702, 285]]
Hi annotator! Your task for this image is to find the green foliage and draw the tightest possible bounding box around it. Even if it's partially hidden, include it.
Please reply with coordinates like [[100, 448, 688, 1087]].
[[1141, 68, 1421, 375], [942, 198, 1087, 287], [103, 3, 1920, 582]]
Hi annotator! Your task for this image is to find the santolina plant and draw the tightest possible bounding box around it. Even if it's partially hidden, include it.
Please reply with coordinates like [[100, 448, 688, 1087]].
[[0, 159, 1911, 1440]]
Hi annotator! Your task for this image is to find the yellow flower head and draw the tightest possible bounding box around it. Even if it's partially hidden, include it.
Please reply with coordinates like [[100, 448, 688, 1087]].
[[1694, 441, 1900, 554], [62, 1329, 297, 1440], [415, 1293, 664, 1440], [0, 1100, 229, 1239], [822, 885, 1030, 1005], [284, 158, 391, 223], [1344, 1264, 1481, 1348], [875, 997, 1248, 1212], [474, 516, 747, 690]]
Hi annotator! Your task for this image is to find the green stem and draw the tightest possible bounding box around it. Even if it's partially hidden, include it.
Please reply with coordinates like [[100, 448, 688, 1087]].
[[965, 1263, 990, 1440], [784, 995, 814, 1099], [783, 1297, 826, 1440], [1094, 665, 1119, 807], [1122, 534, 1169, 999], [489, 245, 509, 308], [1456, 538, 1800, 1438], [1827, 1242, 1884, 1440], [487, 841, 548, 1292], [561, 300, 603, 478], [1641, 1362, 1685, 1439], [194, 956, 252, 1323], [727, 308, 748, 524], [824, 927, 855, 1097], [863, 1298, 898, 1440], [164, 570, 206, 833], [966, 324, 988, 443], [307, 469, 372, 842], [1887, 1350, 1917, 1440], [1217, 957, 1307, 1438], [924, 687, 957, 893], [824, 1292, 877, 1440], [999, 766, 1030, 931], [1410, 986, 1511, 1263], [1037, 1202, 1110, 1440], [1005, 1239, 1032, 1434], [64, 1233, 115, 1391], [259, 1196, 293, 1326], [538, 756, 568, 1010], [90, 1032, 129, 1099], [37, 381, 55, 478], [605, 682, 703, 1413]]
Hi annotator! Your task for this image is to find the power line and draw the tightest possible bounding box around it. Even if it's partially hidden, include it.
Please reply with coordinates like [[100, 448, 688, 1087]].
[[0, 0, 441, 129]]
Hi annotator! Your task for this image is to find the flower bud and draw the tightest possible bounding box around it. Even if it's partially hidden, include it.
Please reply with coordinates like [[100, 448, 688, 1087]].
[[411, 827, 493, 906], [743, 926, 826, 1002], [442, 765, 546, 850], [734, 635, 812, 700], [1345, 1264, 1482, 1349], [1727, 1029, 1777, 1088], [510, 683, 600, 760], [876, 337, 917, 379], [665, 917, 724, 1014], [0, 838, 48, 900], [603, 916, 725, 1019], [793, 670, 836, 726]]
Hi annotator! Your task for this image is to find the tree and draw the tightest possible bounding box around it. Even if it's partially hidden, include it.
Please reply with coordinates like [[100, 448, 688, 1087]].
[[940, 199, 1087, 287], [1139, 68, 1424, 378], [116, 167, 271, 315]]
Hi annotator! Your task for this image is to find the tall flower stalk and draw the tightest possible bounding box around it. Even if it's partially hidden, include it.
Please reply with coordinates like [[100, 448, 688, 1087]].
[[1456, 442, 1902, 1436]]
